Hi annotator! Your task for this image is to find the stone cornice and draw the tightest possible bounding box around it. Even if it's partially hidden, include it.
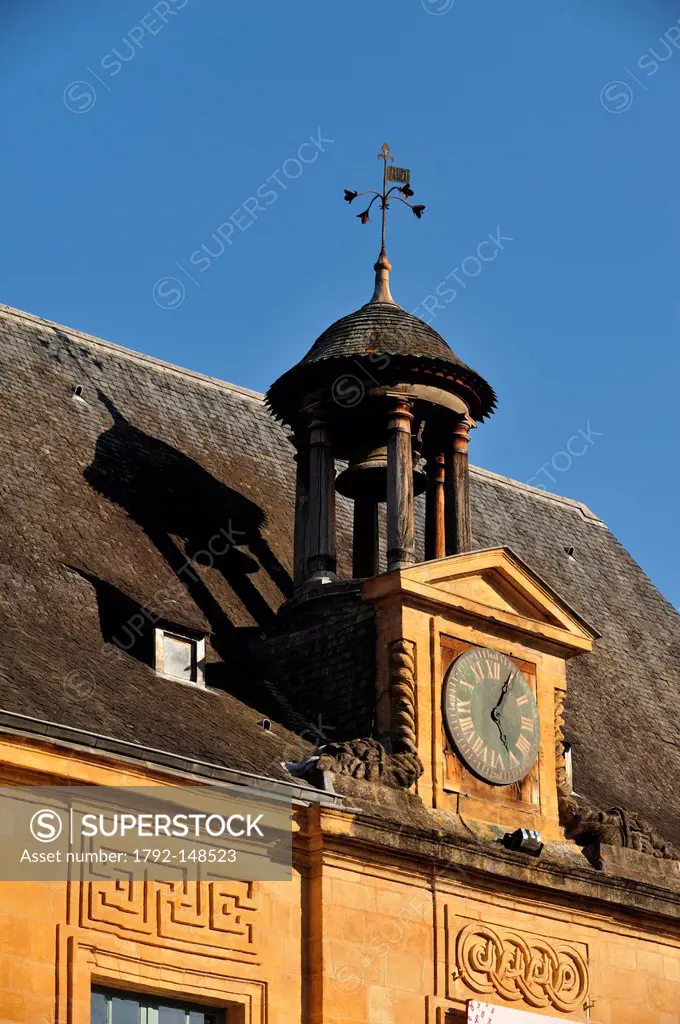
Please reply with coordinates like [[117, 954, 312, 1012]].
[[310, 798, 680, 930]]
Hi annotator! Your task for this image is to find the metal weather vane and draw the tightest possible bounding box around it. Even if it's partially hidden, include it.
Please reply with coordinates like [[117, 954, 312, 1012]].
[[343, 143, 426, 259]]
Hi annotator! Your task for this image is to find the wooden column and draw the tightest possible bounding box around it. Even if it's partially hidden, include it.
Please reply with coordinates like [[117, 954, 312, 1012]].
[[445, 415, 473, 555], [386, 397, 416, 571], [291, 433, 309, 585], [425, 452, 446, 560], [306, 415, 337, 577], [352, 498, 379, 578]]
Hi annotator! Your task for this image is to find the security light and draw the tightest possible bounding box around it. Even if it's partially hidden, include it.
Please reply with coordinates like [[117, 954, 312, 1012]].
[[502, 827, 544, 856]]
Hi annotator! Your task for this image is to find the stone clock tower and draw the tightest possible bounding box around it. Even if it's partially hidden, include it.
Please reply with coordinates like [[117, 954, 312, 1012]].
[[363, 547, 598, 841], [265, 144, 599, 844]]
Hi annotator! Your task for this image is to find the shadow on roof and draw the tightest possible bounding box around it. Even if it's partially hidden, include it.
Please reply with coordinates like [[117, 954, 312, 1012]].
[[81, 392, 294, 702]]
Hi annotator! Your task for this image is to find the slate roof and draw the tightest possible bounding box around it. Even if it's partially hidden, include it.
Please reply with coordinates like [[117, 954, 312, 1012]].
[[302, 302, 463, 364], [266, 300, 497, 425], [0, 304, 678, 842]]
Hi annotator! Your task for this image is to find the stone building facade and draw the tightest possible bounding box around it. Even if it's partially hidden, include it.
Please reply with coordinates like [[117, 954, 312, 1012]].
[[0, 281, 679, 1024]]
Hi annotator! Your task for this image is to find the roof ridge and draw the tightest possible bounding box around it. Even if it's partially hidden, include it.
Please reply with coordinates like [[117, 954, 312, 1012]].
[[0, 303, 264, 403], [469, 465, 604, 525]]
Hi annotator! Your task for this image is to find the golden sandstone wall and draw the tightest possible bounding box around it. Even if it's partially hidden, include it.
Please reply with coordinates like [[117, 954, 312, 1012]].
[[2, 737, 680, 1024], [0, 737, 302, 1024], [318, 845, 680, 1024]]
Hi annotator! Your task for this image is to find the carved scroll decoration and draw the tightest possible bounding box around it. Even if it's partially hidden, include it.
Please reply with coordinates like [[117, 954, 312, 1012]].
[[555, 689, 679, 862], [455, 922, 589, 1014], [389, 638, 417, 754], [315, 737, 422, 789], [300, 638, 423, 790], [554, 688, 569, 798]]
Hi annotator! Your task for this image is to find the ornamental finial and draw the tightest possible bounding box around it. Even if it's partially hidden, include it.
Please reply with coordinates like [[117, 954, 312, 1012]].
[[343, 144, 426, 305]]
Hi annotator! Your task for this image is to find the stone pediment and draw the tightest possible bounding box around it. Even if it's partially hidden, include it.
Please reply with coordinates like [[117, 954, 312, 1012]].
[[364, 546, 599, 654]]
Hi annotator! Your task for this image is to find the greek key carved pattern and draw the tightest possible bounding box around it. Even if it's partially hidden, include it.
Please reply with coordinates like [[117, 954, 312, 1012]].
[[455, 922, 589, 1013], [75, 875, 259, 964], [157, 879, 257, 947], [389, 638, 417, 754]]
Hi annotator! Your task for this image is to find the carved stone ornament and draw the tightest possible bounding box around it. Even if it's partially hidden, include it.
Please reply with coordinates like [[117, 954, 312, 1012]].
[[296, 638, 423, 790], [455, 922, 589, 1014], [554, 691, 680, 863], [69, 878, 259, 963], [560, 795, 680, 862], [389, 638, 418, 755], [315, 737, 423, 789], [554, 690, 569, 798]]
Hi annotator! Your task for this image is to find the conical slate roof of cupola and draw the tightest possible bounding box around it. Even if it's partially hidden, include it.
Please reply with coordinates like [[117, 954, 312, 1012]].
[[266, 274, 496, 430], [303, 301, 461, 365]]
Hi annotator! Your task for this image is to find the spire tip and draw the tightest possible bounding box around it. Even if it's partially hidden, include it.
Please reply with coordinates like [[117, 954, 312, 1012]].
[[370, 248, 395, 304]]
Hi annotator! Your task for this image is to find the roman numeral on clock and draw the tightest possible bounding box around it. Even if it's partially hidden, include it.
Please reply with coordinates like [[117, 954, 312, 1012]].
[[488, 659, 502, 680], [470, 736, 485, 755], [490, 750, 505, 770], [520, 715, 535, 733], [517, 733, 531, 757], [469, 661, 485, 683]]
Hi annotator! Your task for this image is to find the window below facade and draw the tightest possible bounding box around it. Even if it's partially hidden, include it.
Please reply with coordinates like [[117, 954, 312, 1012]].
[[154, 626, 206, 685], [91, 988, 224, 1024]]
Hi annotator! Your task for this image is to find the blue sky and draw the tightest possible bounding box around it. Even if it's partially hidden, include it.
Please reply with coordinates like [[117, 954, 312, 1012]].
[[1, 0, 678, 605]]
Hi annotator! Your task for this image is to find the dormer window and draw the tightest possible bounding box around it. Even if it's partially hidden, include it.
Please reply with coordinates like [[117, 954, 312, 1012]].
[[154, 626, 205, 686]]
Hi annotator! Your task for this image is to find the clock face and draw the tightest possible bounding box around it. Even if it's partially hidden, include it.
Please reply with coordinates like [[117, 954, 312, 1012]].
[[443, 647, 540, 785]]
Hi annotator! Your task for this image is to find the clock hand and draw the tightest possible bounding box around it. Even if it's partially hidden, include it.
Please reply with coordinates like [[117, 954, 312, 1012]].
[[494, 716, 509, 752], [490, 671, 514, 752], [490, 671, 514, 722]]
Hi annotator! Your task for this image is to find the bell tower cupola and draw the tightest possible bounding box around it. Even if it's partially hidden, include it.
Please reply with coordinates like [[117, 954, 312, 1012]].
[[266, 144, 496, 584]]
